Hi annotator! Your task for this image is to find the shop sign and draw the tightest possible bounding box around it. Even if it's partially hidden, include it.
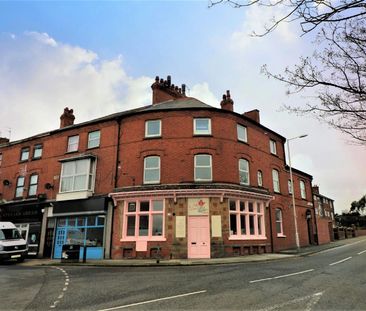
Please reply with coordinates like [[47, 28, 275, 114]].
[[188, 198, 209, 216]]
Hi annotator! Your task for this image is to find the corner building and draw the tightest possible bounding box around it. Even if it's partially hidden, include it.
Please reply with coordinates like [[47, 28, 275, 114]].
[[110, 76, 316, 259]]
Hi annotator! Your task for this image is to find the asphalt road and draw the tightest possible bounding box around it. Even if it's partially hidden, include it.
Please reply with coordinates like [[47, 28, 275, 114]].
[[1, 239, 366, 311]]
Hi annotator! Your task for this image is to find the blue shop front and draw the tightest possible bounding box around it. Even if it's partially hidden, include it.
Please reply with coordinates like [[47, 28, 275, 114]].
[[50, 196, 113, 260]]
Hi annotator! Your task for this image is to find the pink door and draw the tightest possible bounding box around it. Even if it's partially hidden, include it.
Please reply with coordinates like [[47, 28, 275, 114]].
[[188, 216, 210, 259]]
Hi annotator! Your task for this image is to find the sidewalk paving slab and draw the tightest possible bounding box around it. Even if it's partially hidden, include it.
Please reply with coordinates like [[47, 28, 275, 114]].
[[18, 235, 366, 268]]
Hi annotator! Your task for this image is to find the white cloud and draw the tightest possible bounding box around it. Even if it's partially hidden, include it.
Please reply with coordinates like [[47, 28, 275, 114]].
[[189, 82, 219, 107], [0, 32, 154, 141]]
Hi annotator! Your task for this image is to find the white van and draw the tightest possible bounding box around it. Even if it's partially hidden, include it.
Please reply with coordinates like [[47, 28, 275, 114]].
[[0, 222, 28, 262]]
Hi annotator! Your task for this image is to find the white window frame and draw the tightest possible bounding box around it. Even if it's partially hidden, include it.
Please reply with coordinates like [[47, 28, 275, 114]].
[[20, 147, 30, 161], [15, 176, 25, 198], [59, 158, 95, 193], [194, 154, 212, 182], [275, 208, 285, 237], [237, 124, 247, 143], [28, 174, 38, 197], [67, 135, 79, 153], [143, 156, 161, 184], [229, 199, 266, 240], [300, 180, 306, 199], [88, 130, 101, 149], [272, 169, 280, 193], [193, 118, 211, 135], [288, 179, 293, 194], [257, 170, 263, 187], [145, 120, 162, 138], [239, 159, 249, 185], [270, 139, 277, 155]]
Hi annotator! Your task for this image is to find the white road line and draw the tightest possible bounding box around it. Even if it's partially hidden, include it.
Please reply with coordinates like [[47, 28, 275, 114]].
[[250, 269, 314, 283], [329, 256, 352, 266], [49, 267, 70, 309], [97, 290, 207, 311], [318, 239, 366, 254], [357, 250, 366, 255]]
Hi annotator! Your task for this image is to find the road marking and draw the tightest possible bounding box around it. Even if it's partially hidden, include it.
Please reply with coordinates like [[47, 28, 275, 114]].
[[97, 290, 207, 311], [357, 250, 366, 255], [318, 239, 366, 254], [257, 292, 323, 311], [249, 269, 314, 283], [329, 256, 352, 266], [49, 267, 70, 309]]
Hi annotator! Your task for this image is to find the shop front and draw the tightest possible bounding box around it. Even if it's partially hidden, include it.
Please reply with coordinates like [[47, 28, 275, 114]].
[[0, 199, 46, 257], [51, 196, 113, 260]]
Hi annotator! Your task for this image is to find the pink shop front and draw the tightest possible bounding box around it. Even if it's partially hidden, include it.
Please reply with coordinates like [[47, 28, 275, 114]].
[[110, 186, 273, 259]]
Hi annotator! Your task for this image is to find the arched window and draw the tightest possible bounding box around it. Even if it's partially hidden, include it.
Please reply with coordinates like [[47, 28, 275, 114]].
[[272, 169, 280, 193], [300, 180, 306, 199], [239, 159, 249, 185], [275, 208, 284, 236], [257, 170, 263, 187]]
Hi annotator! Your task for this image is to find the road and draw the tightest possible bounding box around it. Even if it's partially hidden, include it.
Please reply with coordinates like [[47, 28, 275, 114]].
[[1, 238, 366, 311]]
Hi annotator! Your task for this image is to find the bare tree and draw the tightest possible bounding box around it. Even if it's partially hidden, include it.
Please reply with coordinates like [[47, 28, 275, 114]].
[[210, 0, 366, 144], [209, 0, 366, 35]]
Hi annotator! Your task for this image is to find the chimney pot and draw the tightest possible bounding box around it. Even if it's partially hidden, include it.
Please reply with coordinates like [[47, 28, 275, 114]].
[[182, 84, 186, 95], [155, 76, 159, 82], [167, 75, 171, 86], [151, 74, 187, 105], [60, 107, 75, 128]]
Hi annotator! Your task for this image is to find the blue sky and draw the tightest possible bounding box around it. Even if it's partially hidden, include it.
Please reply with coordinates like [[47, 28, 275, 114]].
[[0, 1, 365, 212]]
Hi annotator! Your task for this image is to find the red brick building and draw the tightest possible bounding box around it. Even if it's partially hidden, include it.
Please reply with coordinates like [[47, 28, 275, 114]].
[[0, 75, 322, 259]]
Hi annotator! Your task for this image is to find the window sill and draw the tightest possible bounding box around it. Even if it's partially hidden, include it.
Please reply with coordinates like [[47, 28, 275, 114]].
[[31, 157, 42, 161], [144, 136, 162, 140], [65, 150, 79, 154], [120, 237, 166, 242], [193, 134, 213, 137], [87, 146, 100, 151], [19, 160, 29, 164], [237, 140, 249, 145], [228, 236, 267, 241], [277, 234, 286, 238]]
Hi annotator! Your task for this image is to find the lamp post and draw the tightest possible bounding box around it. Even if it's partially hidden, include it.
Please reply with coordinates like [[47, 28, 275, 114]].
[[287, 134, 308, 251]]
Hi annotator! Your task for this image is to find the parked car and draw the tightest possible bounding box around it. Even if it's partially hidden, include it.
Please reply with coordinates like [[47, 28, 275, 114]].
[[0, 222, 28, 263]]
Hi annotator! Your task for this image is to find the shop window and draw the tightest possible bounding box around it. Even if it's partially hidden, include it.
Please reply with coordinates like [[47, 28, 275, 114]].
[[276, 208, 284, 236], [60, 158, 95, 193], [33, 144, 43, 159], [145, 120, 161, 138], [257, 170, 263, 187], [123, 199, 165, 240], [20, 147, 30, 161], [67, 135, 79, 152], [270, 139, 277, 155], [15, 176, 25, 198], [28, 174, 38, 197], [194, 118, 211, 135], [239, 159, 249, 185], [88, 130, 101, 149], [143, 156, 160, 184], [194, 154, 212, 181], [300, 180, 306, 199], [237, 124, 247, 143], [229, 199, 266, 239], [272, 169, 280, 193]]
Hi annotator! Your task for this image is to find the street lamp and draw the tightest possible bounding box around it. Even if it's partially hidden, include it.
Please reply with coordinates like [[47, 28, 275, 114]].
[[287, 134, 308, 251]]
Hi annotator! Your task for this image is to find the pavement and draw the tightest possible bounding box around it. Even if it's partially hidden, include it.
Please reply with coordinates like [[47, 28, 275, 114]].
[[19, 235, 366, 268]]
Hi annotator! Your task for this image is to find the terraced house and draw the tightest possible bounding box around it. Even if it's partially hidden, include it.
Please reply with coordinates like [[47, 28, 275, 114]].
[[0, 75, 327, 260]]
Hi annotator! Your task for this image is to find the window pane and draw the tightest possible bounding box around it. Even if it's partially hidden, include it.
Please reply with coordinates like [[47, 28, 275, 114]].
[[240, 171, 249, 184], [257, 171, 263, 186], [66, 228, 85, 245], [145, 157, 159, 168], [230, 214, 237, 235], [229, 201, 236, 211], [77, 217, 85, 227], [195, 119, 210, 133], [62, 162, 74, 176], [33, 145, 43, 158], [139, 215, 149, 236], [68, 218, 76, 227], [249, 215, 255, 234], [17, 176, 25, 187], [67, 136, 79, 152], [74, 175, 87, 190], [88, 131, 100, 148], [21, 149, 29, 161], [276, 222, 282, 234], [97, 216, 105, 226], [258, 216, 262, 235], [30, 175, 38, 184], [248, 202, 253, 212], [152, 215, 163, 236], [195, 167, 211, 180], [276, 209, 281, 221], [16, 187, 24, 198], [153, 200, 163, 211], [240, 201, 245, 211], [75, 160, 88, 174], [58, 219, 66, 227], [128, 202, 136, 212], [87, 216, 96, 226], [239, 159, 248, 171], [28, 185, 37, 196], [240, 215, 246, 234], [61, 177, 73, 192], [85, 227, 103, 247], [195, 155, 210, 166], [127, 216, 136, 236], [140, 201, 150, 212], [144, 169, 159, 183]]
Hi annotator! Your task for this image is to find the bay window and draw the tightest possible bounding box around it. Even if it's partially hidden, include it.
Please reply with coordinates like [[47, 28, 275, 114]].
[[60, 158, 95, 193]]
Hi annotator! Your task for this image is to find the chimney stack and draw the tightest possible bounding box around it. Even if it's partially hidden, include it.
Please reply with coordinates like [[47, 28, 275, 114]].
[[0, 137, 9, 145], [151, 75, 187, 105], [220, 90, 234, 112], [60, 107, 75, 128], [312, 185, 319, 195], [243, 109, 260, 123]]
